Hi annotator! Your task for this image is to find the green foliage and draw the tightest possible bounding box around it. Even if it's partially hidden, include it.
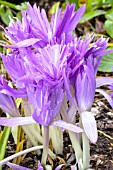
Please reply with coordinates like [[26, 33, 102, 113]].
[[105, 20, 113, 39], [0, 126, 11, 170], [99, 49, 113, 72], [66, 0, 79, 9], [49, 2, 60, 14], [86, 0, 93, 12], [104, 8, 113, 38], [80, 10, 105, 23], [0, 7, 13, 26], [0, 1, 28, 26]]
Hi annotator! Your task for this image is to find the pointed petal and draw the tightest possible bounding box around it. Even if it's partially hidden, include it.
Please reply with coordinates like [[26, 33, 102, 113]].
[[96, 77, 113, 88], [55, 164, 64, 170], [96, 89, 113, 108], [15, 38, 40, 47], [37, 162, 44, 170], [81, 111, 98, 143], [0, 116, 35, 127], [51, 120, 83, 133], [6, 162, 31, 170], [68, 5, 86, 32]]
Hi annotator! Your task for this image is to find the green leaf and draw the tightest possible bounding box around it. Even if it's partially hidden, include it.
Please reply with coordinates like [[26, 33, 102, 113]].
[[21, 2, 28, 10], [0, 5, 5, 14], [86, 0, 93, 12], [99, 51, 113, 72], [0, 126, 11, 170], [15, 5, 21, 10], [49, 2, 60, 14], [16, 11, 22, 21], [80, 10, 105, 23], [104, 20, 113, 39], [0, 0, 20, 10], [108, 0, 113, 7], [105, 8, 113, 21], [1, 8, 13, 25], [66, 0, 79, 9]]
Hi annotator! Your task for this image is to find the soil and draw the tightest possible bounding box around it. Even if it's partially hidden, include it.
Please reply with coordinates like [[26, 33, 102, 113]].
[[0, 0, 113, 170]]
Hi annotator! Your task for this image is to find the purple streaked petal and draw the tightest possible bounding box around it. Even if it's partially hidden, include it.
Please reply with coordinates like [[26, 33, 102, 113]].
[[96, 89, 113, 108], [0, 116, 35, 127], [96, 77, 113, 88], [81, 111, 98, 143], [0, 93, 19, 117], [15, 38, 40, 47], [51, 120, 83, 133], [68, 5, 86, 32], [6, 162, 31, 170]]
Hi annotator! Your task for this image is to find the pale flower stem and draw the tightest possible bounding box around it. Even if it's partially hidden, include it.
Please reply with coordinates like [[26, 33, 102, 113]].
[[27, 124, 43, 144], [79, 118, 82, 146], [50, 126, 63, 155], [68, 131, 83, 159], [41, 126, 49, 166], [61, 105, 83, 160], [0, 145, 43, 167], [82, 132, 90, 169], [22, 125, 56, 158], [79, 117, 90, 169], [22, 125, 38, 146]]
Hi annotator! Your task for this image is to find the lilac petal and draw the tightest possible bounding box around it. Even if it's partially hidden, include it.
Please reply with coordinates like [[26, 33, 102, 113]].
[[96, 77, 113, 88], [96, 89, 113, 108], [6, 162, 31, 170], [63, 70, 77, 108], [0, 116, 35, 127], [37, 162, 44, 170], [68, 5, 86, 32], [102, 49, 113, 56], [15, 38, 40, 47], [0, 93, 19, 117], [51, 120, 83, 133], [81, 111, 98, 143], [55, 164, 64, 170]]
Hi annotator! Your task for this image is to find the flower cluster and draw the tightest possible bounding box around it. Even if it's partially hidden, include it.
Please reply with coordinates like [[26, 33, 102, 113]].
[[0, 2, 113, 170]]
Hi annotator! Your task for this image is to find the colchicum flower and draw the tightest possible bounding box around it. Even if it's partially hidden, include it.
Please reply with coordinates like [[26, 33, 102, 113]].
[[69, 36, 113, 143], [1, 2, 113, 169], [0, 75, 20, 117], [0, 3, 86, 128], [5, 3, 86, 47]]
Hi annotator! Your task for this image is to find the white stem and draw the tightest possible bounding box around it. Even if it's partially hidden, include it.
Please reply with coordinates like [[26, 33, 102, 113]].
[[22, 126, 38, 145], [22, 125, 56, 158], [61, 105, 83, 160], [41, 126, 49, 166], [82, 132, 90, 169], [50, 126, 63, 155], [0, 146, 43, 166]]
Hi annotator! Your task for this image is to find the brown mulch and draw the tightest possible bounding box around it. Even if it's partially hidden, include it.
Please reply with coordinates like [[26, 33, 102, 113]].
[[1, 0, 113, 169]]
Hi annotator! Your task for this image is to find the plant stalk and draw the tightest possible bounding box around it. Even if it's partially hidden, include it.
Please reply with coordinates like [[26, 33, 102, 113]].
[[61, 105, 83, 160], [82, 132, 90, 169], [41, 126, 49, 166]]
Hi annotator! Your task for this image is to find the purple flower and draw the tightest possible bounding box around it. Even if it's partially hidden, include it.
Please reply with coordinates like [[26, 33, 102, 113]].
[[0, 76, 20, 117], [16, 44, 73, 126], [69, 36, 109, 143], [4, 3, 85, 48]]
